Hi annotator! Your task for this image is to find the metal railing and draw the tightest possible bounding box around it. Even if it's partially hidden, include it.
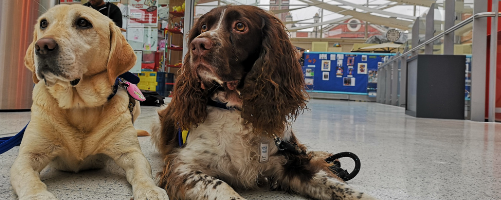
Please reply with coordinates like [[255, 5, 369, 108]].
[[377, 0, 499, 122], [379, 12, 499, 69]]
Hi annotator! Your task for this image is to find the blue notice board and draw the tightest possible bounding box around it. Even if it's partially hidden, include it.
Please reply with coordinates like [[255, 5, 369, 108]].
[[302, 52, 395, 95]]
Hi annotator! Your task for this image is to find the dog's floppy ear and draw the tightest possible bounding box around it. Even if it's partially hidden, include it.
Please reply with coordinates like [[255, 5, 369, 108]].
[[240, 10, 308, 136], [24, 27, 39, 84], [166, 23, 209, 131], [107, 22, 136, 85]]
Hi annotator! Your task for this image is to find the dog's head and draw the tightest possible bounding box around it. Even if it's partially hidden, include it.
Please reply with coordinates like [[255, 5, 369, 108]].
[[24, 4, 135, 87], [169, 5, 308, 136]]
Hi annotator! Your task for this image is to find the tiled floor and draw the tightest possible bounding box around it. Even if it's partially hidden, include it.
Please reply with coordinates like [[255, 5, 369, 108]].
[[1, 98, 501, 200]]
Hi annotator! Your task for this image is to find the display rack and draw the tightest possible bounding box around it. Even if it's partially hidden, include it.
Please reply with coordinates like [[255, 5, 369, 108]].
[[163, 9, 185, 96]]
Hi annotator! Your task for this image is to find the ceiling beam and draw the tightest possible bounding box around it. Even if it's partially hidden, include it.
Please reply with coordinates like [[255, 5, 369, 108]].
[[298, 0, 412, 30], [330, 0, 416, 20]]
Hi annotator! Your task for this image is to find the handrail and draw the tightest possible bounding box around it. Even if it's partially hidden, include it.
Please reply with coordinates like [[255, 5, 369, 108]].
[[379, 12, 501, 69]]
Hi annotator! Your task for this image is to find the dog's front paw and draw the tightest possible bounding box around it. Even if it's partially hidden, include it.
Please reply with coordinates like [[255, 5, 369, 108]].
[[19, 190, 57, 200], [133, 184, 169, 200]]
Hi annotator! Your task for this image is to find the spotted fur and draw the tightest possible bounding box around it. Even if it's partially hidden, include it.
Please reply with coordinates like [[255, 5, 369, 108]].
[[152, 5, 375, 200]]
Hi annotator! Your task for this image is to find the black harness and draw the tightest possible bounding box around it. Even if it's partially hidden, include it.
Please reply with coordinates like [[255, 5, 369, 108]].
[[181, 99, 363, 182], [271, 133, 361, 182]]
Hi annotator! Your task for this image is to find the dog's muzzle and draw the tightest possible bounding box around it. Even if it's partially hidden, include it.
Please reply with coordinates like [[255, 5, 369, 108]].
[[35, 38, 58, 57], [35, 37, 63, 79]]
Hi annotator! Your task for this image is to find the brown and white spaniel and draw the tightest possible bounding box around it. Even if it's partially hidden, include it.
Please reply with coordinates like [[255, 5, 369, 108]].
[[152, 5, 375, 200]]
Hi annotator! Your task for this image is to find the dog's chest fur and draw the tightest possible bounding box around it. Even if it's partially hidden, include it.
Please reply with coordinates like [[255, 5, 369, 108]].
[[31, 84, 133, 172], [176, 107, 287, 188]]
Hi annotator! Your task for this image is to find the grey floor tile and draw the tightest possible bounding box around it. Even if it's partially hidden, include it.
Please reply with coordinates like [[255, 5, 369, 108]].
[[1, 99, 500, 200]]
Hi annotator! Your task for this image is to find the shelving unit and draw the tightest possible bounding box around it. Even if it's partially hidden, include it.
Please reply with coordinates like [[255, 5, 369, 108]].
[[163, 2, 185, 96]]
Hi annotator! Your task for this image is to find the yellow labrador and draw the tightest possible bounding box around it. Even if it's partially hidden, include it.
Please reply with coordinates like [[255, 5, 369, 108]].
[[10, 4, 168, 200]]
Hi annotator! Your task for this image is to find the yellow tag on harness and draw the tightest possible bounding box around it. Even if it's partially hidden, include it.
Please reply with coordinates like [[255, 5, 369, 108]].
[[181, 130, 189, 145]]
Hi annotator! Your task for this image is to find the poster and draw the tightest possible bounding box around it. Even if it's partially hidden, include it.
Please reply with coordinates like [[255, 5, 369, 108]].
[[368, 70, 378, 83], [305, 68, 314, 77], [128, 27, 158, 51], [305, 78, 314, 85], [337, 54, 344, 60], [143, 27, 158, 50], [358, 63, 367, 74], [118, 4, 128, 29], [336, 66, 343, 77], [321, 60, 331, 71], [131, 51, 142, 73], [319, 54, 328, 59], [348, 68, 353, 77], [362, 55, 367, 61], [343, 77, 355, 86], [129, 0, 158, 27], [337, 59, 343, 66], [127, 27, 144, 42], [347, 57, 354, 66], [330, 54, 336, 60], [322, 72, 329, 80]]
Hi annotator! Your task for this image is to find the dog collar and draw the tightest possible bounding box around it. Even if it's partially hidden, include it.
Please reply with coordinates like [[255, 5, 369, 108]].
[[208, 99, 229, 109], [107, 72, 144, 101]]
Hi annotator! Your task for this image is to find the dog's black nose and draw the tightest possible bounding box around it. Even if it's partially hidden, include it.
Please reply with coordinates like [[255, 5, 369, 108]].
[[35, 38, 58, 57], [191, 37, 212, 56]]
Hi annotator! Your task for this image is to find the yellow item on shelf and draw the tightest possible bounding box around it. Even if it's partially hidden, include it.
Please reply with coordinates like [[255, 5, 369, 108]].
[[138, 72, 158, 91]]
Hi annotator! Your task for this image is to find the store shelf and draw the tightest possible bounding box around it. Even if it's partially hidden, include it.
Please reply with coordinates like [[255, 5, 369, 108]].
[[167, 46, 183, 51], [166, 64, 182, 68], [166, 28, 182, 34], [170, 11, 185, 17]]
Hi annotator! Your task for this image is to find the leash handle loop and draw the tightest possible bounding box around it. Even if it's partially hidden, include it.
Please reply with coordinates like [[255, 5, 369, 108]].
[[325, 152, 361, 182]]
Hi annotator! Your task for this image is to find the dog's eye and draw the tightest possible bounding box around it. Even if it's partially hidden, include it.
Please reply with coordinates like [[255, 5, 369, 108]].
[[201, 24, 207, 33], [235, 22, 245, 32], [76, 18, 92, 29], [40, 19, 48, 29]]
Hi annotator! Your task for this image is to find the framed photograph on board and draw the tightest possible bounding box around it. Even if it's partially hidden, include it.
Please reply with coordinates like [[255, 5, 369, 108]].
[[358, 63, 367, 74], [322, 72, 329, 80], [305, 68, 314, 77], [321, 60, 331, 71], [305, 78, 314, 85], [347, 57, 354, 66], [343, 77, 355, 86]]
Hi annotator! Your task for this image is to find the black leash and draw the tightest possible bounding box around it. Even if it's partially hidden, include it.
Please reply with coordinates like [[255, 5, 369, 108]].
[[325, 152, 361, 182], [271, 133, 361, 182]]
